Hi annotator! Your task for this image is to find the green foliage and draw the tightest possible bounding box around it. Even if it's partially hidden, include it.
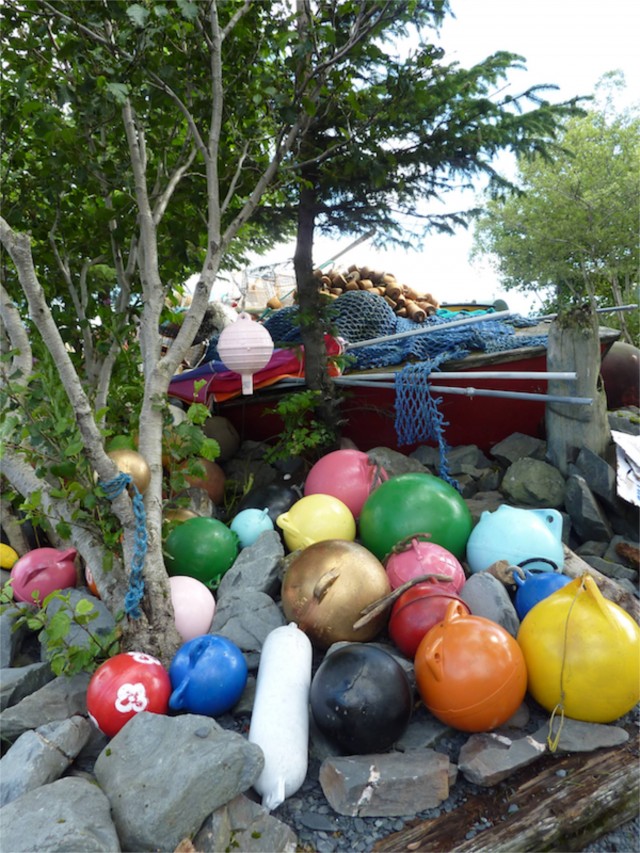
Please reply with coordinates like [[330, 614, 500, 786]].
[[162, 399, 220, 504], [0, 349, 125, 559], [472, 74, 639, 342], [0, 583, 121, 676], [263, 390, 336, 464]]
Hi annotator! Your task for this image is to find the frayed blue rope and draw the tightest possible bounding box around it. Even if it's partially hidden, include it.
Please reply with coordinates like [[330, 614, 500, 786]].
[[99, 472, 147, 619]]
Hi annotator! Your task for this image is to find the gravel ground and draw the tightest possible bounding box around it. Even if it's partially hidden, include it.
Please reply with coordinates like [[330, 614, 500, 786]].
[[229, 697, 640, 853]]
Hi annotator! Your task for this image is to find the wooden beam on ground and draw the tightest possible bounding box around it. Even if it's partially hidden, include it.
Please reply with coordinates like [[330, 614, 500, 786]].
[[372, 739, 639, 852]]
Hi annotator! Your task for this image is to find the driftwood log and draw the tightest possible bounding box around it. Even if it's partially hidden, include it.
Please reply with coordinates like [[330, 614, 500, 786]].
[[372, 739, 639, 852]]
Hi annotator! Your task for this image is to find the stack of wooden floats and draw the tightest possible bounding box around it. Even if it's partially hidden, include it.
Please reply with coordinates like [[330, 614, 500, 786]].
[[315, 265, 440, 323]]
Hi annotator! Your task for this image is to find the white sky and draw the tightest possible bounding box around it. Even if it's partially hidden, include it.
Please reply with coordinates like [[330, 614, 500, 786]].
[[232, 0, 640, 316]]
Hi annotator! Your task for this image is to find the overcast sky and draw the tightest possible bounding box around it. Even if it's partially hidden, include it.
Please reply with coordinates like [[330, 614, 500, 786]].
[[236, 0, 640, 316]]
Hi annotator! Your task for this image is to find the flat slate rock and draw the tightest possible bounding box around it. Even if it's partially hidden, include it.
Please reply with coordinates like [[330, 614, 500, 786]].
[[0, 776, 120, 852]]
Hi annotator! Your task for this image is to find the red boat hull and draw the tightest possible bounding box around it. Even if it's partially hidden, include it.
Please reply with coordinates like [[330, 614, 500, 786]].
[[217, 352, 554, 454]]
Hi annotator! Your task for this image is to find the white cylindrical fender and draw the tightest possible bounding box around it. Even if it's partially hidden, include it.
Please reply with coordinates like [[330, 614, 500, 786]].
[[248, 622, 313, 810]]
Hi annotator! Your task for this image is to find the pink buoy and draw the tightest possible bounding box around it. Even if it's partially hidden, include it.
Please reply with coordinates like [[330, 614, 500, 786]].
[[169, 575, 216, 642], [304, 449, 387, 519], [385, 538, 466, 593], [10, 547, 78, 605]]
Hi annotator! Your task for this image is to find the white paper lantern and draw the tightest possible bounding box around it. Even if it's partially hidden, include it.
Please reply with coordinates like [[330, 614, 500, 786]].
[[216, 312, 274, 394]]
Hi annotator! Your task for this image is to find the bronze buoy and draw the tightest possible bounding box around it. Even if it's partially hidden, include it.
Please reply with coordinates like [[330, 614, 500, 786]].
[[281, 539, 391, 649], [107, 449, 151, 494]]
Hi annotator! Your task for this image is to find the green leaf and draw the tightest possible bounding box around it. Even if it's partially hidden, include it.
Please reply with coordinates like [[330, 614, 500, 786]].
[[45, 610, 72, 643], [106, 82, 130, 104], [75, 598, 96, 617], [199, 437, 220, 462], [176, 0, 199, 20], [126, 4, 149, 28], [55, 520, 72, 539]]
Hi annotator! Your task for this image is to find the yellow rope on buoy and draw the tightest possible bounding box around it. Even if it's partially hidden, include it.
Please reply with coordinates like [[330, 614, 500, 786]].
[[546, 574, 587, 752]]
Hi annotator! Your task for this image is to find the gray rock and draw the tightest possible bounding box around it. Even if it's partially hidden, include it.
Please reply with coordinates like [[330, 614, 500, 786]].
[[0, 661, 55, 711], [94, 712, 264, 853], [211, 590, 286, 670], [575, 540, 608, 558], [490, 433, 547, 465], [394, 713, 452, 752], [459, 571, 520, 637], [0, 671, 90, 742], [368, 447, 429, 477], [0, 776, 120, 852], [217, 530, 285, 600], [603, 535, 640, 566], [408, 444, 441, 470], [0, 606, 33, 668], [608, 408, 640, 436], [564, 474, 614, 542], [0, 715, 91, 806], [502, 702, 531, 730], [458, 731, 546, 786], [475, 467, 503, 492], [464, 490, 505, 525], [501, 458, 566, 507], [194, 792, 298, 852], [455, 473, 478, 499], [531, 717, 630, 753], [232, 674, 257, 716], [319, 749, 452, 817], [575, 447, 617, 505], [579, 555, 638, 583], [39, 590, 116, 662], [445, 445, 492, 474]]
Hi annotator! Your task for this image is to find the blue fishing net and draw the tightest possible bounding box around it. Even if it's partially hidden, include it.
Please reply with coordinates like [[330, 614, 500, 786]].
[[263, 291, 547, 483]]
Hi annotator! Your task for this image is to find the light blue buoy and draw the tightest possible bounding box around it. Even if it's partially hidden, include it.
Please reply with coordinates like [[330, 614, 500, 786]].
[[230, 507, 274, 548], [465, 505, 564, 575]]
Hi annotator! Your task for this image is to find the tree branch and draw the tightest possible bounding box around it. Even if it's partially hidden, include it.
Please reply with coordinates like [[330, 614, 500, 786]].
[[0, 281, 33, 381]]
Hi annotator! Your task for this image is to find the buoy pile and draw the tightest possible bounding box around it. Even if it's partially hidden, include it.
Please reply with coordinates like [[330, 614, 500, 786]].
[[314, 264, 440, 322], [12, 433, 637, 818]]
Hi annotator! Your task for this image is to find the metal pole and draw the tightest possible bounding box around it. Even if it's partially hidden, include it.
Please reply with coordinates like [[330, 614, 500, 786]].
[[331, 370, 577, 381], [428, 385, 593, 405]]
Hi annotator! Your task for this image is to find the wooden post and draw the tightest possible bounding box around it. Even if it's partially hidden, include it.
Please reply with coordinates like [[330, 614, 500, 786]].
[[546, 305, 611, 475]]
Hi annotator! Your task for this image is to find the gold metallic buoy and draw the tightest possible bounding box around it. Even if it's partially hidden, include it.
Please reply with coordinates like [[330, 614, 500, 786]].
[[164, 507, 199, 524], [281, 539, 391, 649], [107, 449, 151, 494]]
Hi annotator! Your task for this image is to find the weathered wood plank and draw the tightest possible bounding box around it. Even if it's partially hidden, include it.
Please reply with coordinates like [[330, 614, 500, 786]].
[[372, 740, 639, 852]]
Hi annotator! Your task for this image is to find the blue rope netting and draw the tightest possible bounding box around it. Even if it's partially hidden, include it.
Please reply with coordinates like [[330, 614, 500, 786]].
[[99, 473, 148, 619], [261, 291, 548, 487], [395, 354, 467, 489]]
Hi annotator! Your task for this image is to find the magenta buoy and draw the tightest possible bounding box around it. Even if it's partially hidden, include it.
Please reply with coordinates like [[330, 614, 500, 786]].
[[10, 547, 78, 604], [304, 449, 387, 518], [385, 538, 466, 593]]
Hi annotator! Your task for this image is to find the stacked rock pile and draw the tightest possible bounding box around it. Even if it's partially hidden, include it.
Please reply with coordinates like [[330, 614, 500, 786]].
[[0, 412, 638, 852]]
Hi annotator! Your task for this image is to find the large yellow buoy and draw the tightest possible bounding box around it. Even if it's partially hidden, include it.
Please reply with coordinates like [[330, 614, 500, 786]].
[[517, 574, 640, 723]]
